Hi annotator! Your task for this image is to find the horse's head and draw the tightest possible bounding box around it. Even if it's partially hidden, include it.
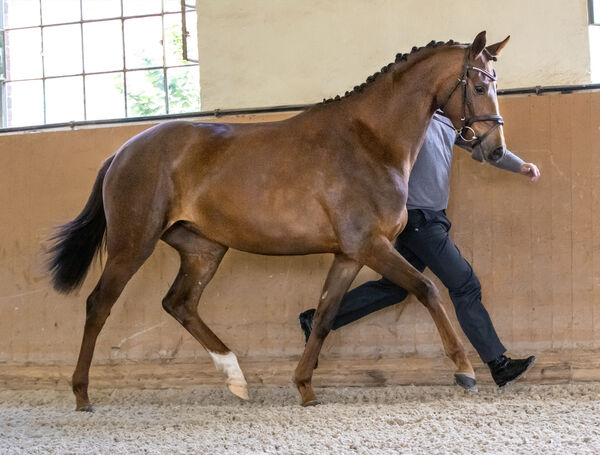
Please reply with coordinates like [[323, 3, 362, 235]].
[[440, 31, 510, 163]]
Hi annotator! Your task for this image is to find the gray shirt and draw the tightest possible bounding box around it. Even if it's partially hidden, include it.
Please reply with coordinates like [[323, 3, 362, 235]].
[[406, 113, 525, 211]]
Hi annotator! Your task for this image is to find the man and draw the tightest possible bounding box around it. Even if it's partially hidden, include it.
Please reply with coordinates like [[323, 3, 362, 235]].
[[299, 111, 540, 388]]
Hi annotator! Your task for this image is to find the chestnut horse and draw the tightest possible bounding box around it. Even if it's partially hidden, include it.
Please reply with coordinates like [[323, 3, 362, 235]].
[[48, 31, 510, 410]]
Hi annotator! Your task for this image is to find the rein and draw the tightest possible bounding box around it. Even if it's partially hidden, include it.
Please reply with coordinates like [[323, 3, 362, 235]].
[[440, 46, 504, 152]]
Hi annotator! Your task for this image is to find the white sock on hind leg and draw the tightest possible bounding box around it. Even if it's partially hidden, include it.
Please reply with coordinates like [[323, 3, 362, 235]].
[[208, 351, 248, 399]]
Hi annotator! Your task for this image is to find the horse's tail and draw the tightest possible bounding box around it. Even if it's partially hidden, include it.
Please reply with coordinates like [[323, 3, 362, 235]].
[[47, 155, 115, 294]]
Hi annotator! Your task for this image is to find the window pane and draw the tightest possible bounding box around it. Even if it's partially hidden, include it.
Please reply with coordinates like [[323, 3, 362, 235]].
[[3, 0, 41, 29], [164, 0, 194, 12], [40, 0, 80, 25], [46, 76, 84, 123], [83, 20, 123, 73], [5, 80, 44, 127], [593, 0, 600, 24], [82, 0, 121, 20], [124, 16, 163, 69], [43, 25, 82, 77], [5, 28, 43, 80], [85, 73, 125, 120], [163, 13, 184, 66], [184, 11, 198, 62], [126, 69, 166, 117], [163, 0, 181, 13], [122, 0, 161, 17], [163, 12, 197, 65], [0, 31, 4, 79], [167, 66, 199, 114]]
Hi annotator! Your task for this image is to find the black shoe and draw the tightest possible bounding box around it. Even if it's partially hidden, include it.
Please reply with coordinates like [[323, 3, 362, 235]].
[[299, 309, 315, 343], [488, 355, 536, 388]]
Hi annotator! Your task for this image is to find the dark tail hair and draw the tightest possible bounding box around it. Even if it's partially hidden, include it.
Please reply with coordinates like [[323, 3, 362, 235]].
[[47, 155, 115, 294]]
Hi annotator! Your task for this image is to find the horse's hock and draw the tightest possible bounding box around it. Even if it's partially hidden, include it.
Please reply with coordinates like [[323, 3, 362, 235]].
[[1, 91, 600, 390]]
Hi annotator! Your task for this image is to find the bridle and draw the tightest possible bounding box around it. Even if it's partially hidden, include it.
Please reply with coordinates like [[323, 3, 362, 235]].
[[440, 46, 504, 151]]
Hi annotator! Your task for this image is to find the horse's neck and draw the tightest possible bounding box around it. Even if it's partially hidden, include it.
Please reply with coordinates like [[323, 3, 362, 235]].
[[343, 50, 458, 174]]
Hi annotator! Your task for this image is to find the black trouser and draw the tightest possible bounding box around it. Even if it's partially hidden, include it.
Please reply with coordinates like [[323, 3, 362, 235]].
[[332, 209, 505, 363]]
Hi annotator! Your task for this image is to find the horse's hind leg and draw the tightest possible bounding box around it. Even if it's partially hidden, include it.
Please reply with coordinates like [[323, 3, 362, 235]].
[[161, 224, 248, 399], [363, 236, 475, 387], [294, 254, 361, 406], [72, 237, 159, 411]]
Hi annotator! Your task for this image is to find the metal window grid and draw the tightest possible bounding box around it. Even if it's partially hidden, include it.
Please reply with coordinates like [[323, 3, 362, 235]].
[[0, 0, 198, 128]]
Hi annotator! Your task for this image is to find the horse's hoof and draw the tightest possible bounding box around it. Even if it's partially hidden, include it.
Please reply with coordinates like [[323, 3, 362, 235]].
[[454, 373, 478, 392], [301, 399, 320, 407], [228, 383, 249, 400], [76, 404, 95, 412]]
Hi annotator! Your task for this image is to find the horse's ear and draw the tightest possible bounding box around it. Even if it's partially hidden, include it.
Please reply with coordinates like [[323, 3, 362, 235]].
[[470, 31, 487, 59], [485, 36, 510, 57]]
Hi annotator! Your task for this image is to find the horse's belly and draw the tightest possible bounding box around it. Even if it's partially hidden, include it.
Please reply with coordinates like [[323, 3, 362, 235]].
[[184, 200, 339, 255]]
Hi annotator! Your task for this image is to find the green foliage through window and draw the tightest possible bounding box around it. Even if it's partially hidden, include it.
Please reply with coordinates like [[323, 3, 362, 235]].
[[116, 26, 199, 117]]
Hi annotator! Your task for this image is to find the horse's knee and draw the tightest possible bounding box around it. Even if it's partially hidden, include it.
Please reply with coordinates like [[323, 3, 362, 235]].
[[414, 278, 440, 306], [310, 311, 336, 338], [311, 324, 331, 339]]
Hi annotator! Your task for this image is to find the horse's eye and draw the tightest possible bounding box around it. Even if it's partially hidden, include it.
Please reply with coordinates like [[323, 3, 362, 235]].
[[475, 86, 485, 94]]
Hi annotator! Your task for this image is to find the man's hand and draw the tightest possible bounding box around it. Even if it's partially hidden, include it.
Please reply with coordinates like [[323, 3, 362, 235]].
[[520, 163, 540, 182]]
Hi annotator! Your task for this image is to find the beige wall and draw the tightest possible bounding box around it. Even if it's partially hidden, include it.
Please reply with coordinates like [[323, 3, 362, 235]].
[[197, 0, 591, 110], [1, 92, 600, 379]]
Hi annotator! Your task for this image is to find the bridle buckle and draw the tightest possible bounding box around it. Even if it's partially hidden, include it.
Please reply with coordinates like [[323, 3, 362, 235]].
[[456, 125, 478, 142]]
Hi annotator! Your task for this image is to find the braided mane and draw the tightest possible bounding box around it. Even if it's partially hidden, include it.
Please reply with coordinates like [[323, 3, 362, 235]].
[[319, 39, 462, 105]]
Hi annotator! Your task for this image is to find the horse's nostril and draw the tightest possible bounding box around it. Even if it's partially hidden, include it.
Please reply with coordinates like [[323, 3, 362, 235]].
[[490, 147, 504, 161]]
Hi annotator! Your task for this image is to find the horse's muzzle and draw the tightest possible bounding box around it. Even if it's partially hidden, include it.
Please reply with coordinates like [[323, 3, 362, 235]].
[[488, 146, 505, 162]]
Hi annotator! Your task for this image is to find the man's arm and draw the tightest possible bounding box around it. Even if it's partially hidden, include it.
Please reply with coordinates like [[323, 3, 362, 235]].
[[488, 149, 540, 182], [455, 139, 540, 182]]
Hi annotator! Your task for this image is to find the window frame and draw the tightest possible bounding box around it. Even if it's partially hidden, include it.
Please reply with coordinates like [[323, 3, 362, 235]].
[[0, 0, 199, 130], [590, 0, 600, 25]]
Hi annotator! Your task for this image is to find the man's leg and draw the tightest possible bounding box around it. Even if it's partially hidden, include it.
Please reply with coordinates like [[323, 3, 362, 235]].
[[299, 210, 426, 339], [400, 210, 534, 386], [398, 211, 505, 363], [331, 245, 425, 329], [330, 211, 431, 329]]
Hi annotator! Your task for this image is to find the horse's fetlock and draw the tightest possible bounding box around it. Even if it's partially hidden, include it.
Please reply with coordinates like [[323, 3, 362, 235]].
[[293, 374, 310, 388], [72, 379, 88, 395], [447, 346, 465, 360]]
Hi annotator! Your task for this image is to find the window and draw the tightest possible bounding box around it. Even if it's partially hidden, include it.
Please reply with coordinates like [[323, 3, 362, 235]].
[[590, 0, 600, 82], [0, 0, 199, 128], [590, 0, 600, 24]]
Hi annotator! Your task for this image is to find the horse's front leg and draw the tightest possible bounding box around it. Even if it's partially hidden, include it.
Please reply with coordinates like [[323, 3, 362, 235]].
[[293, 254, 361, 406], [362, 235, 476, 388]]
